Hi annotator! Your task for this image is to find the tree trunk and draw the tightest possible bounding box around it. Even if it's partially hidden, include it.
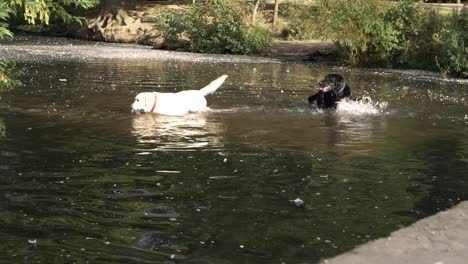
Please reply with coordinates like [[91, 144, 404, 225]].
[[90, 0, 128, 31], [272, 0, 280, 28], [99, 0, 136, 15], [252, 0, 261, 23], [88, 0, 145, 42], [94, 0, 137, 28]]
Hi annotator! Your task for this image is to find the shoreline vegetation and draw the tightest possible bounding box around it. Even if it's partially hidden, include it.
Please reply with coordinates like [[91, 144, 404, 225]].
[[0, 0, 467, 92], [3, 34, 467, 85]]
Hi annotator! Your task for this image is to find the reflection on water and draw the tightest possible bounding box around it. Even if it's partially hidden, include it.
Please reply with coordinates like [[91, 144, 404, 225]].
[[321, 113, 387, 151], [0, 120, 5, 138], [0, 42, 467, 263], [131, 112, 223, 151]]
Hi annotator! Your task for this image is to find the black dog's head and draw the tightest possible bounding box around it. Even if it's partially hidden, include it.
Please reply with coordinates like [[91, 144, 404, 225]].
[[308, 74, 351, 109], [319, 74, 346, 94]]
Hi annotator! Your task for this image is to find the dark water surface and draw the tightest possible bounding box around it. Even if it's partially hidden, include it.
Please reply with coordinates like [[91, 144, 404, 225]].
[[0, 40, 467, 263]]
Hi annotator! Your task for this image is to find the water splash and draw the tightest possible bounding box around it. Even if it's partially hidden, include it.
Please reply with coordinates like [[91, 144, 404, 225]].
[[336, 97, 388, 115]]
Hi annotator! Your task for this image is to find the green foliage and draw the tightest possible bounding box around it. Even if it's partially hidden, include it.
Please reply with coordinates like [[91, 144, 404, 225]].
[[403, 10, 445, 69], [1, 0, 95, 33], [316, 0, 399, 66], [157, 0, 272, 54], [0, 59, 22, 92], [281, 1, 318, 40], [0, 2, 15, 91], [0, 1, 14, 38], [6, 0, 50, 25], [435, 9, 468, 78], [310, 0, 466, 78], [382, 2, 467, 77], [382, 1, 443, 70], [0, 0, 95, 91], [383, 0, 423, 65], [48, 0, 97, 25], [156, 9, 187, 50], [243, 26, 272, 54]]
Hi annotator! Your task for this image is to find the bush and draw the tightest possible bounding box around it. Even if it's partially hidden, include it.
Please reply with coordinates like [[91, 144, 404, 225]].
[[403, 9, 445, 70], [243, 26, 273, 54], [0, 59, 22, 92], [315, 0, 400, 66], [157, 0, 272, 54], [281, 1, 318, 40], [313, 0, 466, 78], [383, 0, 423, 66], [0, 2, 13, 39], [156, 9, 186, 50], [435, 9, 468, 78], [383, 1, 446, 70]]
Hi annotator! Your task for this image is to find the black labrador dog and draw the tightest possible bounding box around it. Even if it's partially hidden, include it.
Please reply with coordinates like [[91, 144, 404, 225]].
[[308, 74, 351, 109]]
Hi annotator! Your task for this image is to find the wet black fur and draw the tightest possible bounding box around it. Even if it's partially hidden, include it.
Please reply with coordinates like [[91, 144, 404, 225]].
[[308, 74, 351, 109]]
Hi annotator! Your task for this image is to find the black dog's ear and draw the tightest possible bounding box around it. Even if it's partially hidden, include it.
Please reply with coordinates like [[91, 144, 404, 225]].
[[329, 75, 344, 91], [332, 74, 344, 84], [342, 84, 351, 97], [337, 80, 346, 90]]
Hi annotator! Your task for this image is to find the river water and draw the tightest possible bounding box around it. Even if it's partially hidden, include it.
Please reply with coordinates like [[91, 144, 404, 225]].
[[0, 36, 467, 263]]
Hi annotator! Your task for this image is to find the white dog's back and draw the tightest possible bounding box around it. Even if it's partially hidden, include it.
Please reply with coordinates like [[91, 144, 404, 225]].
[[131, 75, 228, 116], [155, 90, 207, 116]]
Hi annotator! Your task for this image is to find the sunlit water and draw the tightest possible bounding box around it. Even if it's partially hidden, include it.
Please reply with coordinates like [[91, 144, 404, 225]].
[[0, 37, 467, 263]]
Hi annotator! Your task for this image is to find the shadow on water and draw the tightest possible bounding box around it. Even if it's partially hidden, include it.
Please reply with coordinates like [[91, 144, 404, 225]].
[[0, 38, 467, 263]]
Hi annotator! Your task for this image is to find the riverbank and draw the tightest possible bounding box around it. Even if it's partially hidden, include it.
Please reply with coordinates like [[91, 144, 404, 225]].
[[71, 1, 341, 63], [322, 201, 468, 264]]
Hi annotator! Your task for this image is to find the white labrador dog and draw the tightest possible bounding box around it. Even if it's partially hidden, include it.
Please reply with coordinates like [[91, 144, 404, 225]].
[[131, 75, 228, 116]]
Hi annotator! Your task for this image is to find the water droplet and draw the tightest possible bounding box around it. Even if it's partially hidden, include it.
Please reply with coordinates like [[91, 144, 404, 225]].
[[290, 198, 304, 207]]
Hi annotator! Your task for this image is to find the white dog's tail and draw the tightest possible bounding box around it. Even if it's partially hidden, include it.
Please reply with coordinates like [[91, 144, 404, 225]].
[[200, 75, 228, 96]]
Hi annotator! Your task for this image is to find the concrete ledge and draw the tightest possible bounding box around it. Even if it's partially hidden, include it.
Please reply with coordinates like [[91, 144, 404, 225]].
[[322, 201, 468, 264]]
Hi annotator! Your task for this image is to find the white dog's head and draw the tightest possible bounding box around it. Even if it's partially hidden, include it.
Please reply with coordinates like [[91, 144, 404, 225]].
[[131, 92, 157, 113]]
